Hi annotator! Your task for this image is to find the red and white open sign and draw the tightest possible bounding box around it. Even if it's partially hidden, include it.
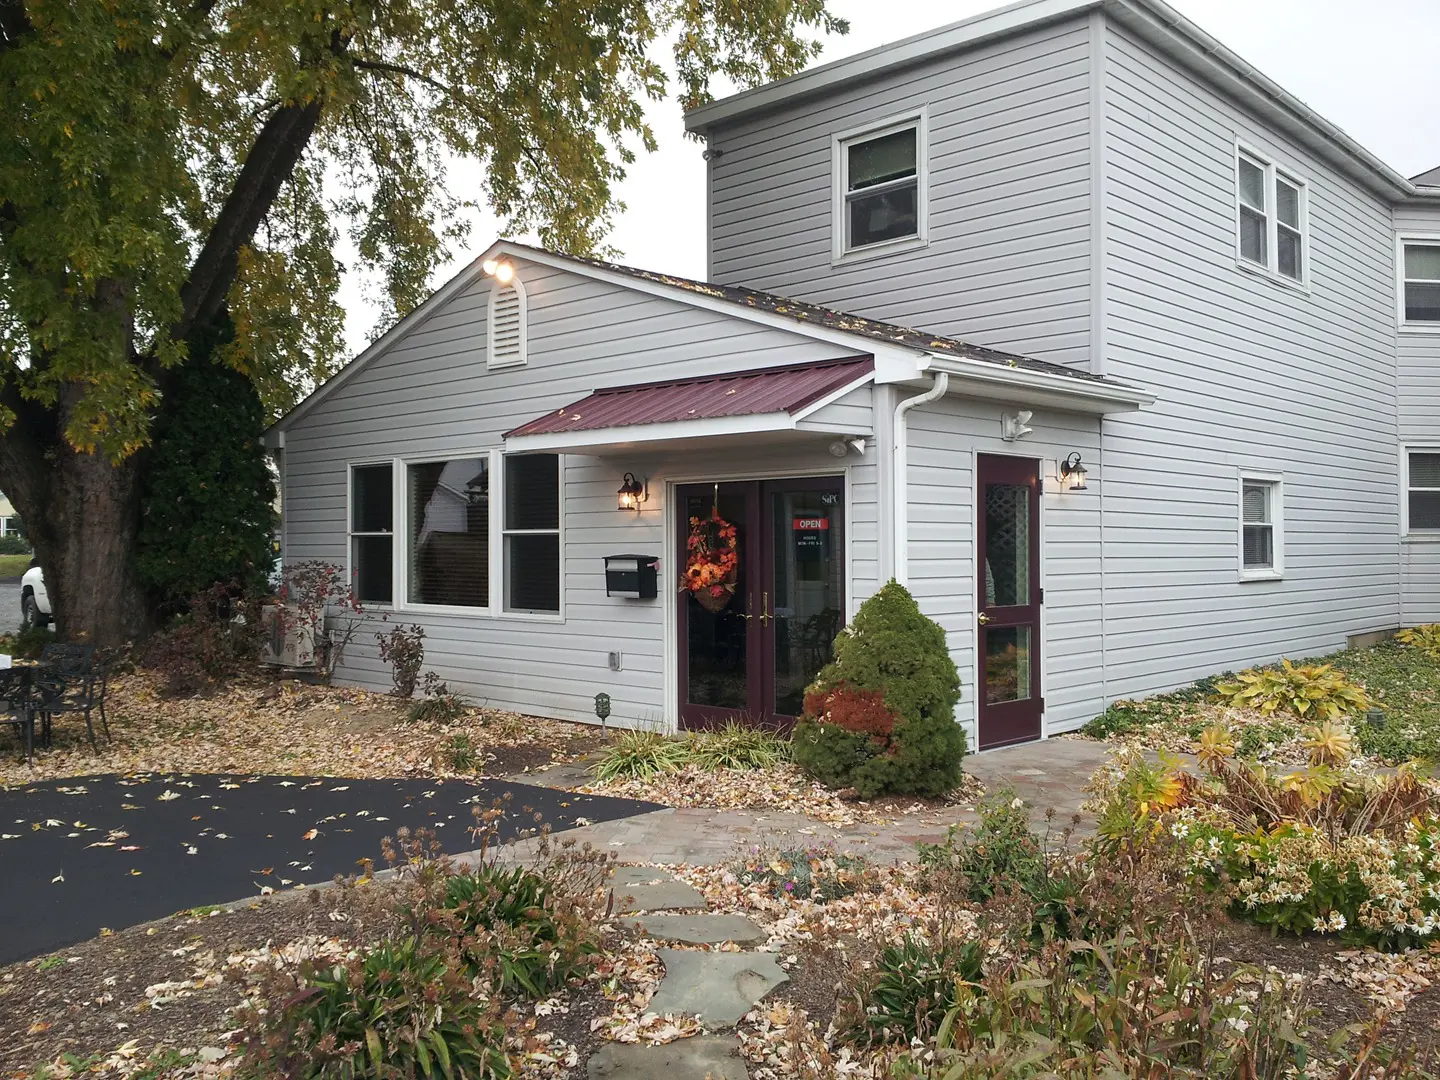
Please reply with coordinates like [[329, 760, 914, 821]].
[[792, 516, 830, 531]]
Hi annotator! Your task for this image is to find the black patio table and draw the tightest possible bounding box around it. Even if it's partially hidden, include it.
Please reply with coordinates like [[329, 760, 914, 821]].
[[0, 661, 46, 764]]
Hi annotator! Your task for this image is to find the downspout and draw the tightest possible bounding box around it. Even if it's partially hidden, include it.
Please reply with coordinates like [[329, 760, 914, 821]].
[[892, 373, 949, 586]]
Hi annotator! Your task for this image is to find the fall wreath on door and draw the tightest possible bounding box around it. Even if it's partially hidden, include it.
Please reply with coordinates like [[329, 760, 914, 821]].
[[683, 509, 739, 613]]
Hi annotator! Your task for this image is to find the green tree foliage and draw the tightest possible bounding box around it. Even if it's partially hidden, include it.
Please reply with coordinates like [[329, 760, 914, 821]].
[[134, 318, 275, 606], [794, 581, 965, 798], [0, 0, 846, 642]]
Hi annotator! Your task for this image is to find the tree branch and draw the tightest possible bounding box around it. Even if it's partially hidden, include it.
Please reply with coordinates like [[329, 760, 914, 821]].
[[352, 57, 455, 99]]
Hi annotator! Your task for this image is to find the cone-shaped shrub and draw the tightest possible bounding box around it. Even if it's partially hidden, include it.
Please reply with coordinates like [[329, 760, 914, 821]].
[[794, 581, 965, 798]]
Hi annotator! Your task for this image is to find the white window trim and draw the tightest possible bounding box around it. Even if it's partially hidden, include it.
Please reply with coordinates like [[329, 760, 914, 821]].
[[349, 449, 565, 622], [1396, 233, 1440, 335], [1402, 445, 1440, 538], [1238, 471, 1284, 581], [346, 460, 399, 609], [831, 108, 929, 266], [486, 276, 528, 370], [1233, 140, 1310, 293]]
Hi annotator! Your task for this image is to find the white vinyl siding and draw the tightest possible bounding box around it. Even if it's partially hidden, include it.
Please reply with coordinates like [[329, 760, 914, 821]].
[[1234, 143, 1308, 287]]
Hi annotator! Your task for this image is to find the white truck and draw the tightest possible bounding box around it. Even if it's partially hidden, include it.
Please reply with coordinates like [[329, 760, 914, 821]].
[[20, 562, 50, 628]]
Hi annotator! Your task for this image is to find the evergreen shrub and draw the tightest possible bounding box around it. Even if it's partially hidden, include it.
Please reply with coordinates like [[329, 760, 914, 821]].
[[793, 581, 965, 798]]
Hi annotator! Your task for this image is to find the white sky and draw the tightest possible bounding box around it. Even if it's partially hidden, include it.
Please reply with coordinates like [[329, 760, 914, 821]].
[[337, 0, 1440, 356]]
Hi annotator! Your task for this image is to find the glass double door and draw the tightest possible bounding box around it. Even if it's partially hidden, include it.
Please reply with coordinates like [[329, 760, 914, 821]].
[[678, 477, 845, 730]]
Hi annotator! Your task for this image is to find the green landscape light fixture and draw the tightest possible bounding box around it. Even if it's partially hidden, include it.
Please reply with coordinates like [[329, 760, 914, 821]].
[[1060, 452, 1089, 491], [594, 692, 612, 733], [617, 472, 647, 512], [1365, 707, 1386, 729]]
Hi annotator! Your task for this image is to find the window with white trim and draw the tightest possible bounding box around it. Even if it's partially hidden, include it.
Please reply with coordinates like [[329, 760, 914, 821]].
[[487, 276, 527, 369], [350, 463, 394, 603], [1407, 451, 1440, 532], [834, 115, 926, 257], [503, 454, 560, 613], [1236, 147, 1306, 284], [1401, 240, 1440, 326], [1240, 477, 1282, 577], [407, 457, 490, 608]]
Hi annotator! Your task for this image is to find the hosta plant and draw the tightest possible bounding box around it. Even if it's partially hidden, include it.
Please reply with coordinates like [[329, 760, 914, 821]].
[[1397, 623, 1440, 660], [1215, 659, 1371, 720]]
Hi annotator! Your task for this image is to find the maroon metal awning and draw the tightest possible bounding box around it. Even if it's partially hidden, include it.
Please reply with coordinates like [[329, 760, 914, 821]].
[[503, 357, 874, 451]]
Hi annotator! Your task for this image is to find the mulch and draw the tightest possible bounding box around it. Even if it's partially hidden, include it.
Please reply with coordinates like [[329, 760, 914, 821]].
[[0, 773, 660, 966]]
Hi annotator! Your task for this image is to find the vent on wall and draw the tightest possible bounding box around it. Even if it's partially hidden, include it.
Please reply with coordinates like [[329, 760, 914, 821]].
[[487, 276, 527, 369]]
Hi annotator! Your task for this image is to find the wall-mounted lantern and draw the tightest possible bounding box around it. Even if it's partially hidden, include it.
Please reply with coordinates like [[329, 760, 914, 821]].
[[481, 257, 515, 284], [617, 472, 648, 511], [1060, 452, 1089, 491]]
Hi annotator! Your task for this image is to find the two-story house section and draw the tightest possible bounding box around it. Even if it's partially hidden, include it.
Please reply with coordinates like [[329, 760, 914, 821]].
[[688, 0, 1440, 712], [270, 0, 1435, 753]]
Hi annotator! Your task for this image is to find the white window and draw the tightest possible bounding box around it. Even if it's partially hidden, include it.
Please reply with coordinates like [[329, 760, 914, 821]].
[[1239, 476, 1283, 579], [503, 454, 561, 613], [1399, 237, 1440, 329], [487, 276, 527, 369], [1406, 450, 1440, 533], [407, 457, 491, 608], [1236, 146, 1307, 286], [349, 463, 395, 604], [832, 112, 927, 261]]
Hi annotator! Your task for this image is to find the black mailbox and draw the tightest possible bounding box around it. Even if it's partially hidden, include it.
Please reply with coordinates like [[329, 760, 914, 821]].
[[605, 554, 659, 599]]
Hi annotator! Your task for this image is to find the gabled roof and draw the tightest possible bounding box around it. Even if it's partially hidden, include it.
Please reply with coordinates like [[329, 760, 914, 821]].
[[1413, 165, 1440, 188], [685, 0, 1435, 204], [504, 357, 874, 439], [269, 240, 1153, 437]]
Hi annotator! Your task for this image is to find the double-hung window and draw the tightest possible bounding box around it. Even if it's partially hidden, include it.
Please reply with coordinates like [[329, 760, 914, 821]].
[[346, 452, 561, 615], [1236, 146, 1306, 286], [350, 463, 395, 603], [407, 457, 490, 608], [1406, 451, 1440, 533], [1240, 476, 1283, 579], [834, 113, 927, 259], [1399, 239, 1440, 328]]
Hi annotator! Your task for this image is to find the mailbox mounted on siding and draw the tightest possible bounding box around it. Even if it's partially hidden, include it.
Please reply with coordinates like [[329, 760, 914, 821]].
[[604, 554, 659, 599]]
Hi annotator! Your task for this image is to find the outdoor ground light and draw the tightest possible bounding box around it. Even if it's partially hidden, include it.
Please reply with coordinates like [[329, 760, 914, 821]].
[[1060, 452, 1089, 491], [617, 472, 648, 511]]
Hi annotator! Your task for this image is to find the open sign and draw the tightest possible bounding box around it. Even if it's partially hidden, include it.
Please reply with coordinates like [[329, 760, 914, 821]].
[[792, 517, 830, 530]]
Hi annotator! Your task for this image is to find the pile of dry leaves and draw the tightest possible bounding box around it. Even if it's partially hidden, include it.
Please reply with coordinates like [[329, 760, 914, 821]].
[[0, 672, 603, 786], [581, 763, 985, 827]]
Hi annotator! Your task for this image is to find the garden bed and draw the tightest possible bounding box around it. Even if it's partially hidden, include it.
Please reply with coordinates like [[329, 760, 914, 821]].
[[0, 672, 605, 787]]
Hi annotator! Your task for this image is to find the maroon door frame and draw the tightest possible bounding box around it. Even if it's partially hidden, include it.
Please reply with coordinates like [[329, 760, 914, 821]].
[[676, 476, 844, 730], [975, 454, 1043, 749]]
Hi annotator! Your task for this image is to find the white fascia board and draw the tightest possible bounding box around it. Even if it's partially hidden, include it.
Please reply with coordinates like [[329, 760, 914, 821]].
[[685, 0, 1093, 133], [269, 256, 489, 434], [788, 371, 877, 423], [490, 243, 928, 372], [920, 354, 1156, 414]]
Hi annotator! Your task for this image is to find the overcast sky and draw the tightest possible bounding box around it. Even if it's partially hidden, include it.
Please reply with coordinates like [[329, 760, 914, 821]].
[[337, 0, 1440, 355]]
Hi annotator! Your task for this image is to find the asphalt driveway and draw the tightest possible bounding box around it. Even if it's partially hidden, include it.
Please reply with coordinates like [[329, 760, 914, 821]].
[[0, 772, 661, 965], [0, 578, 21, 633]]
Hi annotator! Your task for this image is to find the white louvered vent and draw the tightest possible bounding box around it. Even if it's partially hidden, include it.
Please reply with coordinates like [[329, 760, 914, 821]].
[[486, 278, 527, 370]]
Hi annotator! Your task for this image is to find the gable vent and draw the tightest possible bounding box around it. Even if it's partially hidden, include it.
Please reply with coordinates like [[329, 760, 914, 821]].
[[486, 276, 527, 370]]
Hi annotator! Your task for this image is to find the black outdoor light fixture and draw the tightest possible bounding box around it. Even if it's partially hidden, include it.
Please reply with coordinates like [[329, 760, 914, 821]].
[[1060, 452, 1089, 491], [617, 472, 648, 511]]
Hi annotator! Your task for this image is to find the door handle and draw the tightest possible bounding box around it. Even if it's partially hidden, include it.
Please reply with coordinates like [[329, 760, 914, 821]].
[[759, 591, 772, 626], [977, 612, 992, 625]]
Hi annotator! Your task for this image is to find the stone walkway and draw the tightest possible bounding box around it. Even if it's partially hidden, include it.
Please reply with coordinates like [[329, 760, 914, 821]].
[[511, 736, 1115, 866], [587, 867, 784, 1079]]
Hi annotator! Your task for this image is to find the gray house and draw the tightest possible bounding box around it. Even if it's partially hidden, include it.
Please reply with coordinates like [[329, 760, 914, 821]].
[[269, 0, 1440, 751]]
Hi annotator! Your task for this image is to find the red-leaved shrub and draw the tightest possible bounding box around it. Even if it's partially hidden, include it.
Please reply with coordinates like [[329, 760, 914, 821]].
[[803, 681, 897, 746]]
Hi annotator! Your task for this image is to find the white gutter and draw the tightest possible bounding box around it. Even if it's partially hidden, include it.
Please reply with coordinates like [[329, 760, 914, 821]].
[[892, 373, 949, 586]]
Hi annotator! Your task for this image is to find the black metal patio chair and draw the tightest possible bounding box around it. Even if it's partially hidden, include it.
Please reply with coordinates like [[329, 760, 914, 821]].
[[0, 667, 38, 765], [36, 643, 109, 752]]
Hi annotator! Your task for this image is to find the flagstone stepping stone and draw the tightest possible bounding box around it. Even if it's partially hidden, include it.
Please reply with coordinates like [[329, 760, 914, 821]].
[[587, 1036, 747, 1080], [646, 949, 788, 1027], [607, 866, 707, 913], [626, 912, 766, 946]]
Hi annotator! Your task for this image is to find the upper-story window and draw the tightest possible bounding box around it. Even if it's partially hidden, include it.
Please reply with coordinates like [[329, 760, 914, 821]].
[[1399, 238, 1440, 329], [1236, 145, 1307, 286], [832, 112, 928, 262]]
